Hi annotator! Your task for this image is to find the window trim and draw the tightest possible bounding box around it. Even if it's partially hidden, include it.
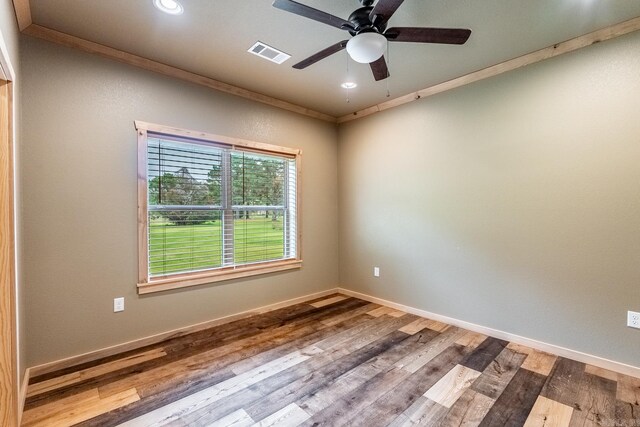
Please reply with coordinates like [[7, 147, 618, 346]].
[[135, 121, 302, 294]]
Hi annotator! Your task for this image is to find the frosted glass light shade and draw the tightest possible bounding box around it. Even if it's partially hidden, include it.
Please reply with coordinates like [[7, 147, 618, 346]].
[[153, 0, 184, 15], [346, 32, 387, 64]]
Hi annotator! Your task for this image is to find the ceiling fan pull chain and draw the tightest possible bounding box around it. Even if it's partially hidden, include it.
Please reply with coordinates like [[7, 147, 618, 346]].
[[346, 50, 350, 75], [346, 53, 351, 103], [386, 39, 391, 98], [274, 0, 471, 86]]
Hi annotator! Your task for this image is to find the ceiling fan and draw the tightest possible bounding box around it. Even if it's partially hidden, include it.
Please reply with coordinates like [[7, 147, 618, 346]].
[[272, 0, 472, 81]]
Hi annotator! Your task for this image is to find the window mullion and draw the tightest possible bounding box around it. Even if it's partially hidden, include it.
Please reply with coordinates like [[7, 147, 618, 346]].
[[284, 160, 291, 259], [138, 122, 301, 293], [222, 149, 234, 266]]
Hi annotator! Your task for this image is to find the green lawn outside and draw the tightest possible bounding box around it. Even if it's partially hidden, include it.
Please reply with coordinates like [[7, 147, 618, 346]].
[[149, 216, 285, 276]]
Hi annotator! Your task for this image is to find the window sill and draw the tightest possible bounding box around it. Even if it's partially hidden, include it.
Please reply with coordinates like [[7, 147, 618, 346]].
[[137, 259, 303, 294]]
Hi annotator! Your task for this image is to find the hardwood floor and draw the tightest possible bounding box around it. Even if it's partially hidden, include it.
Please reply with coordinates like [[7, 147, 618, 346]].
[[21, 295, 640, 426]]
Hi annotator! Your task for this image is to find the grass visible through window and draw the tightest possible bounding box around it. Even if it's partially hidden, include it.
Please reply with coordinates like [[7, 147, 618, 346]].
[[149, 214, 285, 276]]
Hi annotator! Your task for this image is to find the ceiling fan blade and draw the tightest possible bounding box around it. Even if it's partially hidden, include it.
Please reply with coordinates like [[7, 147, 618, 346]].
[[369, 0, 405, 26], [272, 0, 354, 31], [370, 56, 390, 81], [385, 27, 472, 44], [292, 40, 348, 69]]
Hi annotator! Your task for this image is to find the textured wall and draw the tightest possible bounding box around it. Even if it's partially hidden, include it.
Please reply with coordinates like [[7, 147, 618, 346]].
[[338, 31, 640, 367], [20, 36, 339, 366], [19, 15, 640, 370]]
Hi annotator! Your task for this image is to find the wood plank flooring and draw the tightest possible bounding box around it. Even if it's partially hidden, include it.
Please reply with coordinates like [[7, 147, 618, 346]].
[[22, 295, 640, 427]]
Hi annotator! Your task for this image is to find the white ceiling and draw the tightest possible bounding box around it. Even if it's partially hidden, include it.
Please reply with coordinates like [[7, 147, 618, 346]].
[[31, 0, 640, 117]]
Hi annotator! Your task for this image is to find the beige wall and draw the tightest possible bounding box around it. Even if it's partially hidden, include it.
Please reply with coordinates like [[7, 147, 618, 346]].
[[18, 17, 640, 370], [20, 36, 339, 367], [338, 31, 640, 367]]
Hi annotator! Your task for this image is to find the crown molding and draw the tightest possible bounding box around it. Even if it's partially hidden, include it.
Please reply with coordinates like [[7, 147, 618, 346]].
[[338, 16, 640, 123], [10, 4, 640, 125], [11, 0, 31, 31], [20, 23, 337, 123]]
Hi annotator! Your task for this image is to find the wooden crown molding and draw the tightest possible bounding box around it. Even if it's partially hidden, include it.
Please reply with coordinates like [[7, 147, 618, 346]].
[[338, 15, 640, 123], [21, 24, 336, 123], [11, 0, 640, 125], [11, 0, 31, 32]]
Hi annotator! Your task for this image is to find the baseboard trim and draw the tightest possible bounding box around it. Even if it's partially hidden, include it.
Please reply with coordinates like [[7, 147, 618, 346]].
[[18, 367, 29, 425], [337, 288, 640, 379], [29, 288, 340, 378], [29, 286, 638, 380]]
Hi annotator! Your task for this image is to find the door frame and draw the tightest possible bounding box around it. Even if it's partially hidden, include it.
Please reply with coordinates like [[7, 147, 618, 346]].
[[0, 25, 18, 427]]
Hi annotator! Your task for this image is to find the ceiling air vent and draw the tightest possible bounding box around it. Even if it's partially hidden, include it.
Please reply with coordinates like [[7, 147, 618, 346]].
[[247, 41, 291, 65]]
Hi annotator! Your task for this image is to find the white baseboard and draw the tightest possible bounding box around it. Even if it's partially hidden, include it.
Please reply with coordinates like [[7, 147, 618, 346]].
[[338, 287, 640, 379], [29, 288, 340, 378], [28, 286, 639, 381]]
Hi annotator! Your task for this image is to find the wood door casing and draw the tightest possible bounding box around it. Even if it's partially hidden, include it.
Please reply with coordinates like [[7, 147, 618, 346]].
[[0, 79, 18, 426]]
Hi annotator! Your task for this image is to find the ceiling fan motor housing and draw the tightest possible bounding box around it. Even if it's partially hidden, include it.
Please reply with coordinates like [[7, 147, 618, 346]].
[[347, 6, 386, 35], [273, 0, 472, 81]]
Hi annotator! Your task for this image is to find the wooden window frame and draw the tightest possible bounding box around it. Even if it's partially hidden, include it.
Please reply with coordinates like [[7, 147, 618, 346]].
[[135, 121, 302, 294]]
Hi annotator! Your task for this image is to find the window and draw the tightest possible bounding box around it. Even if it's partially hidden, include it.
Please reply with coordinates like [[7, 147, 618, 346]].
[[136, 121, 301, 293]]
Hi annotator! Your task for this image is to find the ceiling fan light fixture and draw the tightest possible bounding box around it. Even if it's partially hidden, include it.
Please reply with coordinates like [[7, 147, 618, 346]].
[[346, 32, 387, 64], [153, 0, 184, 15]]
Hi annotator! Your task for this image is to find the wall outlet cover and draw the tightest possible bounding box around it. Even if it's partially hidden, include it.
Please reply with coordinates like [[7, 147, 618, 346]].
[[627, 310, 640, 329], [114, 297, 125, 313]]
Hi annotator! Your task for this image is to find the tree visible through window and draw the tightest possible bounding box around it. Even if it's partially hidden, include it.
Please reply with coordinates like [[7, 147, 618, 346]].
[[137, 123, 301, 293]]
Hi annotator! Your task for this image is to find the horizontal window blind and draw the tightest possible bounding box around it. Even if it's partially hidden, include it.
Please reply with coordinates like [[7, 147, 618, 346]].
[[147, 135, 297, 278]]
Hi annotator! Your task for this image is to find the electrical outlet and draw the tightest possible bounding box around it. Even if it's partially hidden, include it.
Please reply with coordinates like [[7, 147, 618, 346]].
[[114, 297, 125, 313], [373, 267, 380, 277], [628, 311, 640, 329]]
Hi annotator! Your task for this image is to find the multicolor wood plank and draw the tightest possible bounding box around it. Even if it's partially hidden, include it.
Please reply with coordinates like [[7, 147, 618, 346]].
[[21, 295, 640, 426]]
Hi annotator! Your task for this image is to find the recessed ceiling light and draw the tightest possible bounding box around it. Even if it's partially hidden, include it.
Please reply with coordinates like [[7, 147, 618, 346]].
[[153, 0, 184, 15], [341, 82, 357, 89]]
